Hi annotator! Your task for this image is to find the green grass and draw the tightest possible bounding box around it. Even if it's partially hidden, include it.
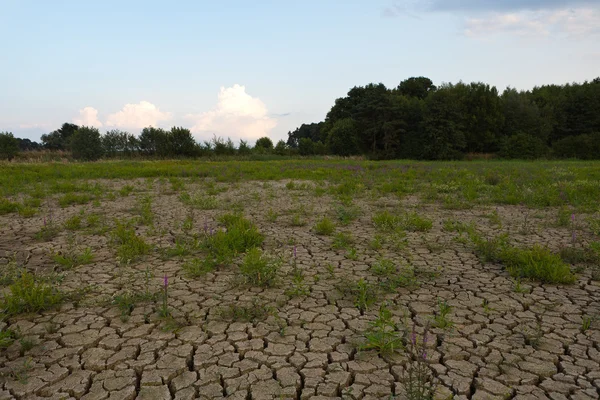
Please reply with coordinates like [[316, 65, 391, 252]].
[[201, 214, 264, 266], [337, 278, 378, 312], [0, 329, 16, 348], [219, 300, 271, 322], [64, 215, 83, 230], [373, 211, 433, 232], [0, 271, 64, 317], [332, 231, 353, 250], [58, 193, 93, 207], [182, 257, 216, 277], [111, 221, 152, 263], [501, 245, 576, 284], [179, 192, 219, 210], [314, 216, 335, 236], [52, 247, 94, 270], [0, 198, 20, 215], [239, 247, 281, 287]]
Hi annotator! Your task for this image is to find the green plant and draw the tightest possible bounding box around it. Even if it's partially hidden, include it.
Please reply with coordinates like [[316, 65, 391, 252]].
[[501, 245, 575, 284], [581, 315, 597, 332], [159, 274, 169, 318], [19, 337, 36, 356], [379, 266, 418, 292], [112, 290, 156, 319], [63, 214, 82, 231], [337, 278, 378, 312], [402, 323, 435, 400], [58, 193, 92, 208], [470, 232, 509, 262], [239, 248, 280, 287], [266, 208, 278, 222], [372, 211, 401, 231], [286, 267, 310, 297], [52, 247, 94, 270], [0, 328, 16, 348], [111, 220, 152, 263], [369, 234, 384, 250], [202, 214, 264, 266], [442, 219, 475, 234], [335, 204, 360, 225], [403, 212, 433, 232], [290, 213, 306, 227], [0, 271, 63, 317], [373, 211, 432, 232], [0, 197, 20, 215], [332, 231, 353, 250], [136, 195, 154, 226], [118, 185, 135, 197], [432, 299, 453, 329], [346, 247, 358, 260], [35, 215, 61, 241], [360, 306, 403, 355], [371, 258, 396, 276], [219, 300, 271, 322], [182, 257, 215, 277], [314, 216, 335, 236]]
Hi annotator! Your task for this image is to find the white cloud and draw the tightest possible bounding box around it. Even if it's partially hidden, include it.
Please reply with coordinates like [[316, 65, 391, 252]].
[[187, 85, 277, 142], [73, 106, 103, 127], [106, 101, 172, 129], [464, 7, 600, 36]]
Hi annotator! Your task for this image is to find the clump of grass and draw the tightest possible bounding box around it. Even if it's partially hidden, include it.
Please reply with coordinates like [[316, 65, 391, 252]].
[[1, 271, 63, 317], [219, 300, 271, 322], [112, 290, 156, 320], [332, 231, 353, 250], [360, 306, 403, 355], [0, 328, 16, 348], [314, 216, 335, 236], [559, 246, 599, 265], [379, 266, 418, 292], [290, 213, 306, 227], [442, 219, 475, 234], [182, 258, 215, 277], [266, 208, 278, 222], [52, 247, 94, 270], [63, 214, 82, 231], [470, 232, 509, 262], [136, 195, 154, 225], [335, 204, 361, 225], [111, 221, 152, 263], [371, 258, 396, 276], [555, 206, 572, 227], [373, 211, 432, 232], [337, 278, 378, 312], [0, 198, 20, 215], [201, 214, 264, 266], [118, 185, 135, 197], [285, 267, 310, 297], [164, 236, 198, 259], [35, 215, 61, 241], [501, 245, 576, 284], [58, 193, 92, 208], [179, 192, 219, 210], [239, 247, 281, 287]]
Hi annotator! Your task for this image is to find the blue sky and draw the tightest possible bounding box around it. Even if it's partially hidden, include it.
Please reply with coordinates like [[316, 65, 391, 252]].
[[1, 0, 599, 143]]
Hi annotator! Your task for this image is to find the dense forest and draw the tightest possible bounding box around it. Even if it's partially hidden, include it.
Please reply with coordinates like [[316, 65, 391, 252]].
[[1, 77, 599, 161]]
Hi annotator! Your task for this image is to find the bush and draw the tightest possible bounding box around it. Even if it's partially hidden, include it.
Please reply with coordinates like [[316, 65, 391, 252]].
[[0, 132, 20, 160], [497, 132, 548, 159], [239, 247, 280, 287], [552, 133, 600, 159], [1, 271, 63, 316], [254, 137, 274, 152], [314, 217, 335, 235], [274, 140, 288, 155], [500, 245, 575, 284], [71, 127, 104, 160]]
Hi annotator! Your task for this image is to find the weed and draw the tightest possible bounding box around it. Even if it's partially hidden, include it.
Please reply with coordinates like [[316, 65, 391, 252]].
[[159, 274, 169, 318], [118, 185, 135, 197], [501, 245, 575, 284], [112, 290, 156, 319], [512, 279, 530, 294], [285, 268, 310, 297], [442, 219, 475, 234], [182, 257, 216, 277], [559, 246, 599, 265], [371, 258, 396, 277], [179, 192, 219, 210], [432, 299, 453, 329], [19, 337, 36, 356], [401, 323, 435, 400], [35, 215, 61, 241], [346, 247, 358, 260], [555, 206, 571, 227], [202, 214, 263, 266], [581, 315, 597, 332], [332, 232, 353, 250], [111, 220, 152, 263], [52, 247, 94, 270], [369, 234, 384, 250], [0, 328, 16, 348], [239, 247, 281, 287], [360, 306, 403, 355], [1, 271, 63, 317], [290, 213, 306, 227], [470, 232, 509, 262], [337, 278, 378, 312], [0, 197, 19, 215], [314, 216, 335, 236], [373, 211, 432, 232], [487, 209, 502, 228], [335, 204, 360, 225], [373, 211, 401, 232], [219, 299, 271, 322], [58, 193, 92, 207], [266, 208, 278, 222], [522, 320, 544, 349], [326, 263, 336, 278], [64, 214, 83, 231], [136, 195, 154, 225]]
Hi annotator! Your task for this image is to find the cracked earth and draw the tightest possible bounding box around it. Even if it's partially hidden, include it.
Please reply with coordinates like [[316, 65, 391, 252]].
[[1, 178, 599, 400]]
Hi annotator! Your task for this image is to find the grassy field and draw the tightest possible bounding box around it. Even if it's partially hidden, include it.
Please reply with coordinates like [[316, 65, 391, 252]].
[[0, 159, 599, 399]]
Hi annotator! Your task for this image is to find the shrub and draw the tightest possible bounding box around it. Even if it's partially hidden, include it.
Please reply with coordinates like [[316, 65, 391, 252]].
[[314, 217, 335, 235], [0, 132, 19, 160], [497, 132, 548, 160], [239, 248, 280, 287], [254, 137, 274, 152], [500, 245, 575, 284], [552, 133, 600, 160], [1, 272, 63, 316], [71, 126, 104, 161]]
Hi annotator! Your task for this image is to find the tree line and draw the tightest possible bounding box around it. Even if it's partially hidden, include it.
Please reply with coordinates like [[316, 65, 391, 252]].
[[1, 76, 599, 161], [287, 77, 600, 160]]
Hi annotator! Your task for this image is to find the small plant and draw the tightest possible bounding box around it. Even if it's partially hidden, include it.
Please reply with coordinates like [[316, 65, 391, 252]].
[[0, 328, 16, 348], [266, 208, 278, 222], [314, 216, 335, 236], [58, 193, 92, 208], [487, 208, 502, 228], [332, 231, 353, 250], [369, 234, 384, 250], [581, 315, 596, 332], [401, 323, 435, 400], [379, 266, 418, 292], [1, 271, 63, 317], [371, 258, 396, 277], [372, 211, 401, 232], [290, 213, 306, 227], [111, 220, 152, 263], [182, 211, 194, 232], [432, 299, 453, 329], [219, 300, 271, 322], [179, 192, 219, 210], [512, 278, 529, 294], [63, 214, 83, 231], [159, 274, 169, 318], [360, 306, 403, 355], [442, 219, 475, 234], [346, 247, 358, 260], [19, 337, 36, 356], [326, 263, 335, 278], [403, 212, 433, 232], [182, 257, 215, 277], [470, 232, 509, 263], [118, 185, 135, 197], [239, 248, 281, 287], [35, 214, 61, 241], [286, 267, 310, 297], [136, 195, 154, 226], [373, 211, 432, 232], [337, 278, 378, 312], [51, 246, 94, 270], [522, 319, 544, 349], [501, 245, 575, 284], [335, 204, 360, 225], [481, 298, 493, 314]]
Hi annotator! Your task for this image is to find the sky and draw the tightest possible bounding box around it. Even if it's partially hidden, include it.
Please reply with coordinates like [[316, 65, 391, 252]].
[[1, 0, 599, 144]]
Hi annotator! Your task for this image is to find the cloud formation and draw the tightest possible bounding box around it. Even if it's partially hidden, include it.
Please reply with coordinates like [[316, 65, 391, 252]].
[[106, 101, 172, 129], [187, 85, 277, 142], [73, 107, 103, 127], [428, 0, 600, 12], [464, 7, 600, 36]]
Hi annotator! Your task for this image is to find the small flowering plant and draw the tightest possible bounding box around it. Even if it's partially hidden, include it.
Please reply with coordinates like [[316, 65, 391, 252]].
[[360, 305, 403, 356], [401, 322, 435, 400], [159, 274, 169, 317]]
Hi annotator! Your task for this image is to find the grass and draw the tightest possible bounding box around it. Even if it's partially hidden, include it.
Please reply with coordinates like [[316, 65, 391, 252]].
[[335, 204, 361, 225], [373, 211, 433, 232], [111, 220, 152, 263], [182, 257, 215, 277], [52, 247, 94, 270], [332, 232, 353, 250], [314, 216, 335, 236], [112, 290, 156, 319], [239, 247, 281, 287], [219, 300, 271, 322], [432, 299, 454, 329], [58, 193, 93, 207], [501, 245, 576, 284], [179, 192, 219, 210], [0, 271, 64, 317], [337, 278, 378, 312]]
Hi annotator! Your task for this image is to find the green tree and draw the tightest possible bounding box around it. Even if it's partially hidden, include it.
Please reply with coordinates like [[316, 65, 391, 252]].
[[102, 130, 138, 157], [397, 77, 436, 99], [41, 123, 79, 150], [327, 118, 359, 156], [169, 127, 197, 157], [139, 127, 168, 156], [498, 133, 548, 159], [274, 140, 288, 155], [238, 139, 252, 155], [0, 132, 19, 160], [298, 137, 315, 155], [254, 137, 274, 152], [70, 127, 104, 161]]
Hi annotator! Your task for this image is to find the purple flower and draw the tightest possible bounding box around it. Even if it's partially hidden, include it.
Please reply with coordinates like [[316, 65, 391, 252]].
[[203, 220, 208, 233], [43, 216, 46, 226], [163, 274, 168, 288], [571, 213, 575, 222], [572, 231, 577, 243], [293, 246, 297, 258], [411, 324, 416, 346]]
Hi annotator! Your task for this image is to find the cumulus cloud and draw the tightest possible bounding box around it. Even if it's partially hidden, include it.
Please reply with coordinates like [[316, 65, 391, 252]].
[[106, 101, 172, 129], [187, 85, 277, 142], [464, 7, 600, 36], [73, 107, 103, 127]]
